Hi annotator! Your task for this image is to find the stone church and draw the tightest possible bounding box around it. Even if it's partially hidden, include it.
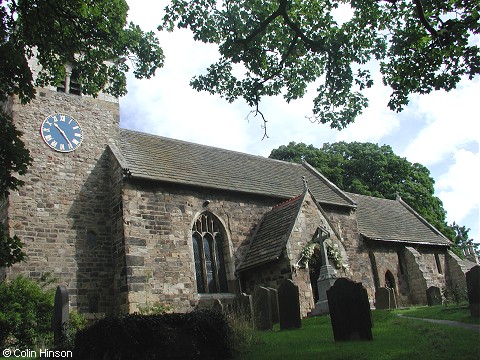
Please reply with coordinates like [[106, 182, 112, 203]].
[[1, 61, 477, 317]]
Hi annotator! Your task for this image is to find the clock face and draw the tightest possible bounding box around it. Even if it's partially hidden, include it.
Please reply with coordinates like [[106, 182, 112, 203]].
[[40, 113, 83, 152]]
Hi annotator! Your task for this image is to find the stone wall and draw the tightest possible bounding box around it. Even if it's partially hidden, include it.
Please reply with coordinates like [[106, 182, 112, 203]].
[[403, 247, 438, 304], [120, 178, 279, 313], [323, 206, 376, 298], [108, 147, 128, 313], [445, 250, 471, 292], [241, 259, 292, 295], [6, 89, 119, 314]]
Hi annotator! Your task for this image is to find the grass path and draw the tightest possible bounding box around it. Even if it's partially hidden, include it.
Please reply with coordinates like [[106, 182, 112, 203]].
[[237, 309, 480, 360]]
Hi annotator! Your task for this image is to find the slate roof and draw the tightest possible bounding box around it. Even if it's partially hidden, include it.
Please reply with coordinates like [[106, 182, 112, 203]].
[[236, 193, 305, 272], [116, 129, 354, 207], [348, 193, 451, 246]]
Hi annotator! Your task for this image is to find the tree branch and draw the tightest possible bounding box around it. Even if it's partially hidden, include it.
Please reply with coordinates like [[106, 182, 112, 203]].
[[233, 1, 285, 45], [412, 0, 439, 38]]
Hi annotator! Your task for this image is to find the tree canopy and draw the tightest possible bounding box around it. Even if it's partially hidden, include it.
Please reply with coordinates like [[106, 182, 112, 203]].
[[269, 141, 474, 247], [1, 0, 163, 104], [162, 0, 480, 128]]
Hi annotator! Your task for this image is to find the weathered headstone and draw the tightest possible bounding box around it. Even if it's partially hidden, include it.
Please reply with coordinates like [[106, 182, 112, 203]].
[[375, 287, 389, 309], [234, 293, 255, 326], [466, 265, 480, 317], [52, 284, 69, 345], [212, 298, 224, 313], [278, 279, 301, 330], [375, 287, 397, 310], [426, 286, 442, 306], [267, 287, 280, 324], [253, 286, 273, 330], [327, 278, 373, 341]]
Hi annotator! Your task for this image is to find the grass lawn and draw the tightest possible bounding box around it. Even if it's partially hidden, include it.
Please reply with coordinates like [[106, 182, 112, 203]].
[[237, 309, 480, 360]]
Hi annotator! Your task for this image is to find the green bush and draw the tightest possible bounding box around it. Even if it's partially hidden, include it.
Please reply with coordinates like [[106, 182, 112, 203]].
[[137, 301, 173, 315], [442, 285, 468, 305], [73, 309, 234, 360], [0, 275, 54, 349]]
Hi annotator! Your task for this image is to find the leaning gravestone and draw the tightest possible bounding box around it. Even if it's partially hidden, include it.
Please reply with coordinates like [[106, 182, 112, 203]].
[[253, 286, 273, 330], [466, 265, 480, 317], [267, 287, 280, 324], [375, 287, 389, 309], [278, 279, 301, 330], [234, 293, 254, 326], [327, 278, 373, 341], [426, 286, 442, 306], [52, 284, 69, 345], [375, 287, 397, 309]]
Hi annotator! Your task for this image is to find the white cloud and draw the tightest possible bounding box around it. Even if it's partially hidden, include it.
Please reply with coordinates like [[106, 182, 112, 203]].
[[436, 149, 479, 237], [403, 78, 480, 166], [335, 78, 400, 143]]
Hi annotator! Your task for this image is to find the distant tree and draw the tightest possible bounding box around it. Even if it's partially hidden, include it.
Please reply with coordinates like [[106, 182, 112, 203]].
[[0, 0, 164, 267], [450, 222, 478, 258], [269, 141, 460, 241], [162, 1, 480, 130]]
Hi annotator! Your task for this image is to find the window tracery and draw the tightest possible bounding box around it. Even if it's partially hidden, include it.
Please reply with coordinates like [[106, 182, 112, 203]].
[[192, 213, 228, 294]]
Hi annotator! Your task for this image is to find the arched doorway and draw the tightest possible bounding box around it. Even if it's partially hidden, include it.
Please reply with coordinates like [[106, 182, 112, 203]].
[[385, 270, 396, 290], [309, 248, 323, 303]]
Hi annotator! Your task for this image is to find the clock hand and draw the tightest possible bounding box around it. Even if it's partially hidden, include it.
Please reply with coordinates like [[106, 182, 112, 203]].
[[53, 122, 73, 148]]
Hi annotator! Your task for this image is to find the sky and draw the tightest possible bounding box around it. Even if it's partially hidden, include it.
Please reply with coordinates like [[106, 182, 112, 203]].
[[121, 1, 479, 243]]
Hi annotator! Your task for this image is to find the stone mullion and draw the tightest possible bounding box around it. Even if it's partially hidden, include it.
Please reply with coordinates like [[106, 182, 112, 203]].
[[210, 237, 220, 293], [200, 234, 209, 293]]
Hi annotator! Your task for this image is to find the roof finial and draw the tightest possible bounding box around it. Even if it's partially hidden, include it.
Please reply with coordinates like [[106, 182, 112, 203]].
[[302, 176, 308, 191]]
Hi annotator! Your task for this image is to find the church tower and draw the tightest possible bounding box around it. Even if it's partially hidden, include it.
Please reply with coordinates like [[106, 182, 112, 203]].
[[2, 58, 120, 314]]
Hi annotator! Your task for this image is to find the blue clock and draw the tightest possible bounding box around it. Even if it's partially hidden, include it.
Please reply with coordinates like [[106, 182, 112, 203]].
[[40, 113, 83, 152]]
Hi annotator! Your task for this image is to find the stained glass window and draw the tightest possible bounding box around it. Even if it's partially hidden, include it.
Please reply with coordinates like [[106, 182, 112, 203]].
[[192, 213, 228, 293]]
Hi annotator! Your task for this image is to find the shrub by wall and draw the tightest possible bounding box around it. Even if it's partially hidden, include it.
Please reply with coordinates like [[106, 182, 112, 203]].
[[73, 309, 234, 360], [0, 275, 54, 349]]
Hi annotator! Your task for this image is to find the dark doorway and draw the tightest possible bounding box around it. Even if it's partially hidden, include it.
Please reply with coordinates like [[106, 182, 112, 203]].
[[309, 248, 323, 303], [385, 270, 396, 289]]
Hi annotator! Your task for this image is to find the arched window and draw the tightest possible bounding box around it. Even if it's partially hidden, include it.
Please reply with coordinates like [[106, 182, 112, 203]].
[[192, 213, 228, 294]]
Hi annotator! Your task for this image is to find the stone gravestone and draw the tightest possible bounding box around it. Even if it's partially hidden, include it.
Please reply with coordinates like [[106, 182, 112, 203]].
[[212, 298, 224, 313], [52, 284, 69, 345], [234, 293, 254, 326], [267, 287, 280, 324], [426, 286, 442, 306], [327, 278, 373, 341], [375, 287, 397, 310], [466, 265, 480, 317], [253, 286, 273, 330], [278, 279, 301, 330], [375, 287, 389, 309]]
